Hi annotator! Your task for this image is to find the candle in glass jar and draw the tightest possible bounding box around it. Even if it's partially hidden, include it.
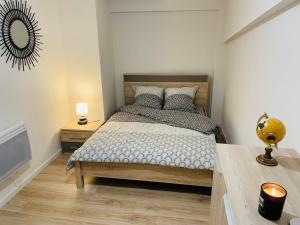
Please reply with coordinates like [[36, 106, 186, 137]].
[[263, 187, 286, 198], [258, 183, 287, 221]]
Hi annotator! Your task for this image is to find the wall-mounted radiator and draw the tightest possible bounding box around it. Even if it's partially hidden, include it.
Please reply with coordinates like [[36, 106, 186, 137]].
[[0, 123, 31, 182]]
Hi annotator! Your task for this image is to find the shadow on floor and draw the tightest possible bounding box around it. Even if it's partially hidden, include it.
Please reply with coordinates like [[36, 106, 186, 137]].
[[86, 176, 211, 195]]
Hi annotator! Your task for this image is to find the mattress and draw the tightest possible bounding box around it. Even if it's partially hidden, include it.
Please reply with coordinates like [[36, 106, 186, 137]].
[[67, 105, 217, 171]]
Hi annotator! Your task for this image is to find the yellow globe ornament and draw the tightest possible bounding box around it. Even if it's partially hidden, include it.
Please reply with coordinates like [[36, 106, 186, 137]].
[[256, 113, 286, 166]]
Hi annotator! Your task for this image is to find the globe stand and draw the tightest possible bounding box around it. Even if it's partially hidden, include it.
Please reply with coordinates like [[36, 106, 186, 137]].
[[256, 147, 278, 166]]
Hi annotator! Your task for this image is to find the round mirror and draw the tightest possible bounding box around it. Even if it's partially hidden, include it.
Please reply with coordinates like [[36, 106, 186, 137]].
[[0, 0, 42, 70], [10, 19, 29, 49]]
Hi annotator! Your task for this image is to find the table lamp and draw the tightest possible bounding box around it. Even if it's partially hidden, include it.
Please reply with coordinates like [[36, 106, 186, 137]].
[[76, 103, 88, 125]]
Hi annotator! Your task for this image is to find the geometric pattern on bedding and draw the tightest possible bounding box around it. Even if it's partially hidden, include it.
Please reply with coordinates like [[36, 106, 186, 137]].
[[66, 122, 215, 171]]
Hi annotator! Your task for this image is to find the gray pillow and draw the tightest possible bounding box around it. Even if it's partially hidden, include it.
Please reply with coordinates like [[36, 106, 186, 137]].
[[163, 87, 198, 113], [133, 86, 164, 109]]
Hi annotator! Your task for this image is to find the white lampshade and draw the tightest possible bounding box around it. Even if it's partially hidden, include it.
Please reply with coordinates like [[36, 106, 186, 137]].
[[76, 103, 88, 116]]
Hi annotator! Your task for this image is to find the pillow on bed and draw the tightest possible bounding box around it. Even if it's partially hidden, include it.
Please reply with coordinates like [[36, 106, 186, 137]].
[[163, 86, 198, 113], [133, 86, 164, 109]]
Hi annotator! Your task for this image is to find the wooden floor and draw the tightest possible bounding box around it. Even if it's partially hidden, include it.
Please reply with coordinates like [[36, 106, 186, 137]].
[[0, 154, 211, 225]]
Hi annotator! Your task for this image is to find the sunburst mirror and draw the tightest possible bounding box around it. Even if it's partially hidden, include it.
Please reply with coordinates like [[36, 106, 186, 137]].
[[0, 0, 42, 71]]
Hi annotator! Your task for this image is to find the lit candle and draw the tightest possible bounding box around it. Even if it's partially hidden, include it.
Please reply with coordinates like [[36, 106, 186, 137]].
[[258, 183, 287, 221], [263, 187, 285, 198]]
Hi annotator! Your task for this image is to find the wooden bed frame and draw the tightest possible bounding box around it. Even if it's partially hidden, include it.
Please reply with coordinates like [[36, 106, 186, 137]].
[[75, 74, 213, 189]]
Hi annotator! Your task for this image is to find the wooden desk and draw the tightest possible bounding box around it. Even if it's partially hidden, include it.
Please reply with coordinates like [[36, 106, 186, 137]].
[[210, 144, 300, 225]]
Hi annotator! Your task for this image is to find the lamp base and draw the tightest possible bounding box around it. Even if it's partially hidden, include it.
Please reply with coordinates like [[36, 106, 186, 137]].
[[256, 147, 278, 166], [78, 116, 88, 125]]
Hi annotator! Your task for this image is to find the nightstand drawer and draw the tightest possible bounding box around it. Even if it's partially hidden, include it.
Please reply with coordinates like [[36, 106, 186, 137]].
[[60, 120, 104, 153], [60, 131, 93, 142]]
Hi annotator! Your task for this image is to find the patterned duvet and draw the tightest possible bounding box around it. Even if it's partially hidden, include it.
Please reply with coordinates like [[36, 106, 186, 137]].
[[66, 106, 216, 171]]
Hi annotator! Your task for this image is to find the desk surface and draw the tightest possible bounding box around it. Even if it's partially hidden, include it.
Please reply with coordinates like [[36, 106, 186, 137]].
[[216, 144, 300, 225]]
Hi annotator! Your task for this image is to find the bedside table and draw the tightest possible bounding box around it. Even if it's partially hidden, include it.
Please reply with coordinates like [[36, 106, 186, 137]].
[[60, 120, 104, 153], [215, 126, 227, 144]]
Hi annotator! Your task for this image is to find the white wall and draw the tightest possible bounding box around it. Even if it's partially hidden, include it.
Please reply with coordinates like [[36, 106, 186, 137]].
[[0, 0, 115, 206], [96, 0, 117, 119], [59, 0, 105, 122], [224, 0, 283, 39], [110, 0, 221, 12], [0, 0, 72, 206], [111, 0, 225, 123], [223, 2, 300, 151]]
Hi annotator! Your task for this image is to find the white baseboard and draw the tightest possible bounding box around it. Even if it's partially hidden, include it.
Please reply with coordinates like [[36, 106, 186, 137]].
[[0, 149, 62, 208]]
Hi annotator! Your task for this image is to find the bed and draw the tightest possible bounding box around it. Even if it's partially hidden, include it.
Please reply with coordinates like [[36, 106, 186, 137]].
[[67, 74, 217, 189]]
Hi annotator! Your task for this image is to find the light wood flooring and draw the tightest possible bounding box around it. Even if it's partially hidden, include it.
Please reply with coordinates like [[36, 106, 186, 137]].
[[0, 154, 211, 225]]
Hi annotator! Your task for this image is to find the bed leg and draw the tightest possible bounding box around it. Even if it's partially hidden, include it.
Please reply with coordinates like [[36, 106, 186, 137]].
[[75, 161, 84, 189]]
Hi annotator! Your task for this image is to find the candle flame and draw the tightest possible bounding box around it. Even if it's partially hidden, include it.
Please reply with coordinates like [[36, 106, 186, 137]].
[[272, 188, 276, 196], [263, 186, 285, 197]]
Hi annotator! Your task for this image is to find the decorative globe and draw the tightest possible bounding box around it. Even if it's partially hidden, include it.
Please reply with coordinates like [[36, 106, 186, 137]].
[[256, 113, 286, 146]]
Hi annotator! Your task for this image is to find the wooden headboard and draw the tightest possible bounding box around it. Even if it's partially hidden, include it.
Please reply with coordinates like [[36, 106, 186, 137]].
[[124, 74, 212, 116]]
